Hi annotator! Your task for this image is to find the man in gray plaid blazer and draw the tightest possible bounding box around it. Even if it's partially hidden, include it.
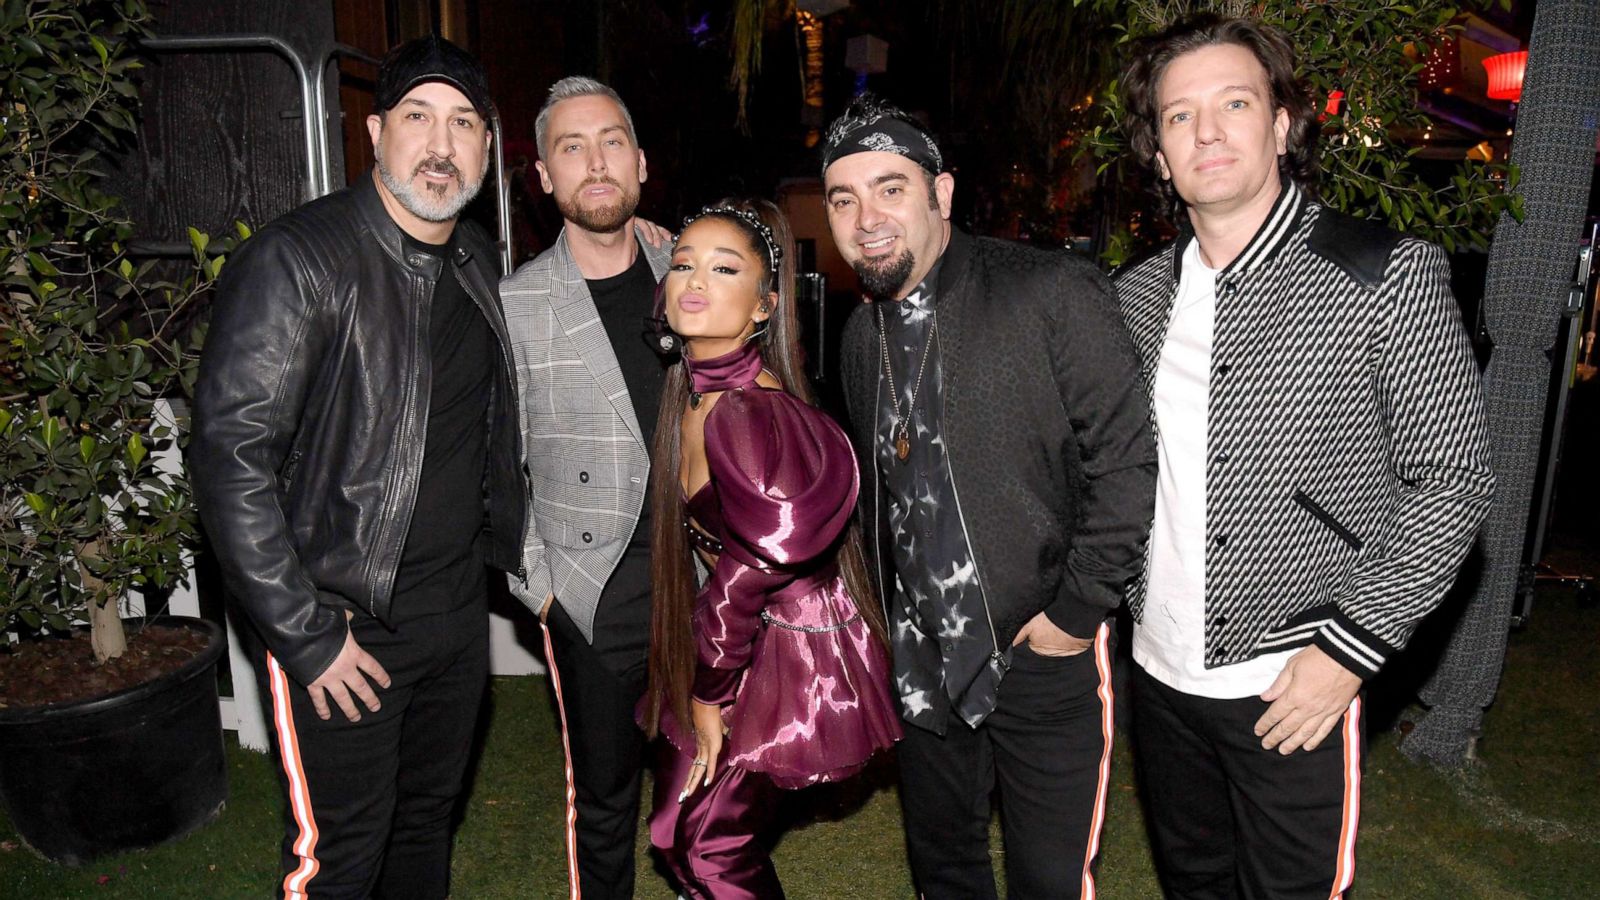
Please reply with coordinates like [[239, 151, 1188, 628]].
[[1113, 16, 1493, 899], [500, 77, 669, 899]]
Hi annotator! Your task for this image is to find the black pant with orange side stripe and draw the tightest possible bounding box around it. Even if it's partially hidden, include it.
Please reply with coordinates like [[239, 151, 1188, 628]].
[[251, 592, 489, 900], [1131, 663, 1365, 900], [897, 621, 1118, 900], [540, 599, 651, 900]]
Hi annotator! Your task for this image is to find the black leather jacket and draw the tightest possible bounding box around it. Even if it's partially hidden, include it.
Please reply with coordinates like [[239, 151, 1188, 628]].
[[192, 173, 527, 685]]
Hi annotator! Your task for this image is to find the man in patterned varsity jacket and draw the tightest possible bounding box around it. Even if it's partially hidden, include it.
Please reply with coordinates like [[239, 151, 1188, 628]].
[[500, 77, 670, 898], [1113, 16, 1494, 899]]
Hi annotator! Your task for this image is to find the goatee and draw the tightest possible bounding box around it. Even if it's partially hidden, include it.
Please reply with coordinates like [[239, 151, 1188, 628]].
[[375, 138, 484, 223], [557, 177, 640, 234], [853, 249, 917, 299]]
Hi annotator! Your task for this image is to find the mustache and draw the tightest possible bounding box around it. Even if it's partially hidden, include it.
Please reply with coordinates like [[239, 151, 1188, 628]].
[[413, 158, 461, 180], [579, 175, 622, 191]]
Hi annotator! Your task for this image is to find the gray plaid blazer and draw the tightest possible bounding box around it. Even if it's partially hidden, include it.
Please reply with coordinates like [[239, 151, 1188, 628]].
[[1113, 184, 1494, 678], [500, 226, 668, 642]]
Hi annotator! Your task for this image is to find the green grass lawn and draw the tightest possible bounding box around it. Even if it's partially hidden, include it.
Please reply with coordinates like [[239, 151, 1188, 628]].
[[3, 586, 1596, 898]]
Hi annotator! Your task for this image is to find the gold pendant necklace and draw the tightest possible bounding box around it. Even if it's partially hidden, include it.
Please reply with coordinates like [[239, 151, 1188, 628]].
[[876, 305, 935, 464]]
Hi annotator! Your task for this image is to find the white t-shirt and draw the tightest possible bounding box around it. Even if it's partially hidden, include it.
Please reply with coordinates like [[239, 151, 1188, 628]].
[[1133, 239, 1296, 699]]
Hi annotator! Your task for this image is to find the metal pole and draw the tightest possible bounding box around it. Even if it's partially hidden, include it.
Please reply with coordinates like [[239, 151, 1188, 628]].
[[800, 273, 827, 383], [491, 112, 513, 276], [141, 35, 325, 201], [321, 44, 383, 196], [143, 36, 511, 271]]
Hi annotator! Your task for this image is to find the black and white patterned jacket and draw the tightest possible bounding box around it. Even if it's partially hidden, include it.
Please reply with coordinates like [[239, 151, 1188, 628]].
[[1112, 183, 1494, 679]]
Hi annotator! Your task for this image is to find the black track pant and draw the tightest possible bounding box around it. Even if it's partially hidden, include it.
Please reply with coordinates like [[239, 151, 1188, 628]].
[[541, 600, 650, 900], [1131, 664, 1364, 900], [253, 595, 488, 900], [898, 622, 1116, 900]]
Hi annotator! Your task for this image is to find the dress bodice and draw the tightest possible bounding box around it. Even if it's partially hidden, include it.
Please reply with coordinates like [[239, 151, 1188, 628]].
[[684, 477, 725, 557]]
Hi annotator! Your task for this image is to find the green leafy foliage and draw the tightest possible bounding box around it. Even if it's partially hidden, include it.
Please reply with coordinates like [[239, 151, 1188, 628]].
[[728, 1, 1514, 261], [1084, 0, 1522, 266], [0, 0, 237, 648]]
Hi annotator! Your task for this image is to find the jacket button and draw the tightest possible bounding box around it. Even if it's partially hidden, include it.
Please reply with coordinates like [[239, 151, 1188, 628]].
[[579, 471, 589, 483], [1217, 362, 1231, 376], [407, 254, 424, 266], [1215, 534, 1228, 548], [1217, 452, 1231, 464], [1214, 615, 1229, 627], [1213, 646, 1228, 659], [582, 532, 593, 543]]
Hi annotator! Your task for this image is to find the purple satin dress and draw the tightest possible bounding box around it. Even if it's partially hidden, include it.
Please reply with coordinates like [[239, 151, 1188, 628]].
[[648, 354, 900, 899]]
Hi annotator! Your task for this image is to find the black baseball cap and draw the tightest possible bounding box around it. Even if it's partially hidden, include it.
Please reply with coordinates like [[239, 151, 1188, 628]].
[[374, 35, 493, 119]]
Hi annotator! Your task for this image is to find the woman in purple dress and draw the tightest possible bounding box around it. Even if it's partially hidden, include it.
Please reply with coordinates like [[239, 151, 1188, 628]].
[[639, 199, 901, 898]]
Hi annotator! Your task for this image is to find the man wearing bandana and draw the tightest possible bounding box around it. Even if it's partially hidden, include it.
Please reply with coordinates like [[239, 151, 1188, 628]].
[[826, 94, 1158, 898]]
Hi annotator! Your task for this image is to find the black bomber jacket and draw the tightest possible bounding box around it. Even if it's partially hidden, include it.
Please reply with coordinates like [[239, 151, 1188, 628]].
[[841, 227, 1158, 649], [191, 172, 527, 686]]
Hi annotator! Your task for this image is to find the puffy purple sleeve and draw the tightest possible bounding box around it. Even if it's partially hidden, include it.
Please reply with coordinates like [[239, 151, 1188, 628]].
[[691, 388, 860, 703]]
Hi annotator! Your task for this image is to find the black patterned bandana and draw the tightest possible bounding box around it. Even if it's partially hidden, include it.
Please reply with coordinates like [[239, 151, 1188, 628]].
[[821, 110, 944, 177]]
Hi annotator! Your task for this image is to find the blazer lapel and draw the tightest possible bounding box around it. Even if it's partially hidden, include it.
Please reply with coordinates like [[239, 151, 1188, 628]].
[[547, 229, 645, 445]]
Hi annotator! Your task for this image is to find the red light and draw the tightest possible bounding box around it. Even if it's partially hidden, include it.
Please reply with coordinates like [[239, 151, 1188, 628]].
[[1319, 89, 1345, 122], [1483, 51, 1527, 102]]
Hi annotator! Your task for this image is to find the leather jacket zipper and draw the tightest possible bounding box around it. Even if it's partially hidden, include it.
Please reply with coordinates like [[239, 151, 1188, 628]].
[[366, 264, 434, 614], [462, 264, 533, 584], [280, 449, 303, 487]]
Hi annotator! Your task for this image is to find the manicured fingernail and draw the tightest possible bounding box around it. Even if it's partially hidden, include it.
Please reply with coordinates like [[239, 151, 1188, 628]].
[[677, 789, 688, 803]]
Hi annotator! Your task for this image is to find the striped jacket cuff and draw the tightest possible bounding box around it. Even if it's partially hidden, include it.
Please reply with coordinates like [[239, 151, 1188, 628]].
[[1312, 609, 1395, 679]]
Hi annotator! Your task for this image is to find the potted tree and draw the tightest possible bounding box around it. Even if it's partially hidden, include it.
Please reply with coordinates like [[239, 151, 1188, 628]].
[[0, 0, 239, 864]]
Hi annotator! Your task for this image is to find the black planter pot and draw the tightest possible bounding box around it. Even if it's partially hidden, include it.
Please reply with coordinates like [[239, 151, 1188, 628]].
[[0, 615, 229, 865]]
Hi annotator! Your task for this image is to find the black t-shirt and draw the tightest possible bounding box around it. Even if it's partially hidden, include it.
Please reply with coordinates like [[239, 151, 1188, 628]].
[[584, 245, 668, 664], [588, 245, 667, 448], [391, 232, 495, 617]]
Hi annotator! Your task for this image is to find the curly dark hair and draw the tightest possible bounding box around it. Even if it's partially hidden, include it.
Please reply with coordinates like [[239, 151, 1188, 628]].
[[1120, 14, 1320, 223]]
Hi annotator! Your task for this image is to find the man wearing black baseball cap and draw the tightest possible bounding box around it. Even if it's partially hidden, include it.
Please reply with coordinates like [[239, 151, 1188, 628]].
[[193, 34, 522, 898]]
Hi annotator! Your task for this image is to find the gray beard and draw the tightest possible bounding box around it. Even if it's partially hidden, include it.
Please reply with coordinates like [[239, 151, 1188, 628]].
[[376, 139, 485, 223], [853, 249, 917, 299], [556, 179, 640, 234]]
